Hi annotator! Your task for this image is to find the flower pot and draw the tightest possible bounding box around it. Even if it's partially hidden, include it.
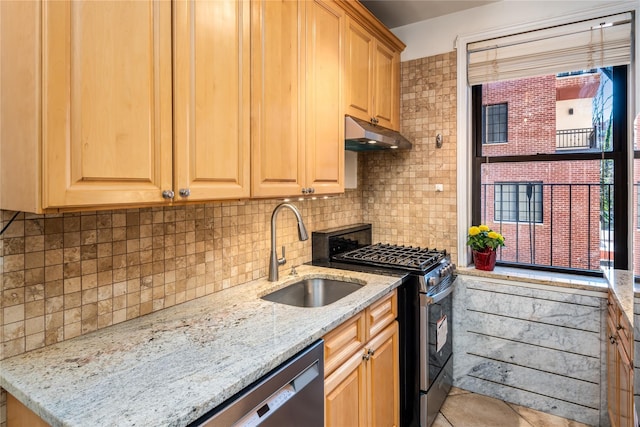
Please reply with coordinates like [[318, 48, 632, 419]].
[[473, 249, 497, 271]]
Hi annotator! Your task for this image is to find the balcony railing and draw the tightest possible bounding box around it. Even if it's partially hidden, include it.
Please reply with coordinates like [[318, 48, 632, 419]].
[[480, 182, 613, 273], [556, 127, 596, 150]]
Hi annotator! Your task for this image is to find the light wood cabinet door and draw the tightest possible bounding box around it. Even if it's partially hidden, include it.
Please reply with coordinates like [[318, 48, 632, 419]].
[[607, 296, 634, 427], [344, 14, 400, 131], [607, 316, 619, 427], [618, 343, 633, 427], [173, 0, 250, 201], [42, 1, 173, 208], [325, 349, 368, 427], [345, 16, 374, 123], [304, 0, 344, 195], [7, 393, 50, 427], [367, 321, 400, 427], [373, 41, 400, 131], [251, 0, 305, 198]]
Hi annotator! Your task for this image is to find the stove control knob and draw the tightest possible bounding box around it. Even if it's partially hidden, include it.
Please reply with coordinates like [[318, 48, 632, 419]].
[[439, 264, 449, 276]]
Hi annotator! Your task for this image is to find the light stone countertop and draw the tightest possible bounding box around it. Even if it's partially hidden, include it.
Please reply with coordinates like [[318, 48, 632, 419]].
[[457, 265, 609, 292], [0, 265, 404, 427], [604, 268, 634, 325]]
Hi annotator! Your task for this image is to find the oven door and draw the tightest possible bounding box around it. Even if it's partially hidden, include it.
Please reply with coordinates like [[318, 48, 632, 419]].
[[419, 284, 453, 392]]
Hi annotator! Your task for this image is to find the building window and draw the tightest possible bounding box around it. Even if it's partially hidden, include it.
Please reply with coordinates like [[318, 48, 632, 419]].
[[494, 182, 543, 223], [482, 103, 508, 144]]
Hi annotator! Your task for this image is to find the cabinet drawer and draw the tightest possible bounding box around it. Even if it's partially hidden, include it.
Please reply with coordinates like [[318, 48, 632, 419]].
[[324, 311, 366, 376], [366, 290, 397, 340]]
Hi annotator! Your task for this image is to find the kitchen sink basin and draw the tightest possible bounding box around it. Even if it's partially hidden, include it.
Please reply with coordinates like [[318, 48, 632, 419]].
[[262, 278, 363, 308]]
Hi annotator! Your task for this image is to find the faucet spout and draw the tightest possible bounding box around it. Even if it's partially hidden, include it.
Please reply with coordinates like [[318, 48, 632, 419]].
[[268, 203, 308, 282]]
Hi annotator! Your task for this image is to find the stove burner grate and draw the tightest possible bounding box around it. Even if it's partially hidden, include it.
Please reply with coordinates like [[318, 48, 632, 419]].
[[334, 243, 446, 272]]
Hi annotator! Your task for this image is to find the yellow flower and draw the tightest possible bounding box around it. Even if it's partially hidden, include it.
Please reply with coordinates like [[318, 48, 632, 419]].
[[479, 224, 490, 232], [487, 231, 499, 239], [468, 226, 480, 236]]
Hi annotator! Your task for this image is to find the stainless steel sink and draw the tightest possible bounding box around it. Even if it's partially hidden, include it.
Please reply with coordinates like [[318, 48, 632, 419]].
[[262, 278, 363, 307]]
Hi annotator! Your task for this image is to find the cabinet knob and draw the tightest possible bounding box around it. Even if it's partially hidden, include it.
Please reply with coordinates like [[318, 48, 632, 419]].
[[368, 348, 375, 356], [362, 352, 370, 361], [302, 188, 308, 194], [309, 187, 315, 194], [162, 190, 175, 199], [609, 335, 617, 344], [179, 188, 191, 197]]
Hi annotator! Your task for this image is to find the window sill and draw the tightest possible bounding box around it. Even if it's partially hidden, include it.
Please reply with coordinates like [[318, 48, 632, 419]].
[[456, 264, 608, 293]]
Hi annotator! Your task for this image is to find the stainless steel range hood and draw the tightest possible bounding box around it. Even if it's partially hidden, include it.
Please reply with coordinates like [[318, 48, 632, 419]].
[[345, 115, 412, 151]]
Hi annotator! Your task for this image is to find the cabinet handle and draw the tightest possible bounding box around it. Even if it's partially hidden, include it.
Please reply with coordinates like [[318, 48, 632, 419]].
[[617, 324, 624, 331], [179, 188, 190, 197], [162, 190, 175, 199], [609, 335, 617, 344], [362, 348, 375, 361]]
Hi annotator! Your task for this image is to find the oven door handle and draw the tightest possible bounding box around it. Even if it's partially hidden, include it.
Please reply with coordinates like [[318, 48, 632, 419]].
[[424, 280, 453, 305], [419, 298, 429, 391]]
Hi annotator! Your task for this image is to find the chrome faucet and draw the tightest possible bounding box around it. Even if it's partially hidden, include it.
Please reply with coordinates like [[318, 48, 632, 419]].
[[269, 203, 308, 281]]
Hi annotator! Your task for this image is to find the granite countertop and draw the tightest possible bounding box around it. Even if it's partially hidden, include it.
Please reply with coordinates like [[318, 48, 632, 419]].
[[0, 265, 403, 427], [604, 268, 634, 325]]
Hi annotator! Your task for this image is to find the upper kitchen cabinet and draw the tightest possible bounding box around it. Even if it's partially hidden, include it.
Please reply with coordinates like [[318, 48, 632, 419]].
[[0, 0, 249, 213], [251, 0, 344, 198], [173, 0, 250, 201], [1, 1, 173, 212], [341, 2, 404, 131]]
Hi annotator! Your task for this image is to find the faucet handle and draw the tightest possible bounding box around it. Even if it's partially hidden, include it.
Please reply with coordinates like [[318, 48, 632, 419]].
[[278, 245, 286, 266]]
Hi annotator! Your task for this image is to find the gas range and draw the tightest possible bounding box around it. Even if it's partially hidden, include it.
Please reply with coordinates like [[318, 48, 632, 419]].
[[311, 224, 455, 295]]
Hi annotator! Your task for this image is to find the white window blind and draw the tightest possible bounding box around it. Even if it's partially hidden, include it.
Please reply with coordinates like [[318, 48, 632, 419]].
[[467, 12, 632, 85]]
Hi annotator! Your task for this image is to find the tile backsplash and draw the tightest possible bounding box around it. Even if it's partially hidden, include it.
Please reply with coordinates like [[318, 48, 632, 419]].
[[0, 193, 364, 360], [0, 50, 457, 425]]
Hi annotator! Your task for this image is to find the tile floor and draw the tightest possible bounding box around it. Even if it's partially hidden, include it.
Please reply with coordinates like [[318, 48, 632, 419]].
[[434, 387, 591, 427]]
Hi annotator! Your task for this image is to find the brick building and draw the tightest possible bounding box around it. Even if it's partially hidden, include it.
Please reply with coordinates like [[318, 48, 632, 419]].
[[481, 72, 605, 271]]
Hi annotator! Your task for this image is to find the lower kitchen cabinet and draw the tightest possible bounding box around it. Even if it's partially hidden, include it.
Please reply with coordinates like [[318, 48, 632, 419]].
[[7, 393, 50, 427], [324, 290, 399, 427], [607, 292, 634, 427]]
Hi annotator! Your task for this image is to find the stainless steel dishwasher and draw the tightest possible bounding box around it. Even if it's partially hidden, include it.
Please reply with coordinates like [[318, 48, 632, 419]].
[[190, 340, 324, 427]]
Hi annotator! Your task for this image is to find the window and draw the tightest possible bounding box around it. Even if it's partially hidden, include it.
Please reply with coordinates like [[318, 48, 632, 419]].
[[472, 66, 627, 273], [482, 103, 508, 144], [465, 12, 632, 274], [494, 182, 542, 223]]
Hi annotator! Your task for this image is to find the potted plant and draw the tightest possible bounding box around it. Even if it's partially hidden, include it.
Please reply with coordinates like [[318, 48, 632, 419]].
[[467, 224, 505, 271]]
